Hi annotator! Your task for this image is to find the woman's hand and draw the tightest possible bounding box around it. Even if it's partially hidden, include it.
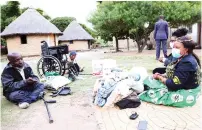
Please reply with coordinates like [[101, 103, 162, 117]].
[[157, 75, 167, 84], [153, 73, 167, 84], [153, 73, 161, 79]]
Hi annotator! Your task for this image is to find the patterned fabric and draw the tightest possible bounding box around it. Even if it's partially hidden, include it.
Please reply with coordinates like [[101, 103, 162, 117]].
[[94, 78, 117, 107], [196, 65, 202, 85], [165, 60, 177, 79], [139, 59, 201, 107], [138, 77, 201, 107]]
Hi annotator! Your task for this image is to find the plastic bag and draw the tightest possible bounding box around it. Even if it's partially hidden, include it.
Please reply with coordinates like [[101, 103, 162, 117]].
[[92, 59, 116, 76], [44, 76, 72, 91]]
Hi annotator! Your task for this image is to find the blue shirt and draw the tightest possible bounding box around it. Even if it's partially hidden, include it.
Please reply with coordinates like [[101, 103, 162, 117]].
[[164, 54, 178, 67]]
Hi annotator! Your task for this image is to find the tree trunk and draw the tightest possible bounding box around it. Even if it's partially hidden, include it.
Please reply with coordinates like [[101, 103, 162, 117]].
[[136, 38, 147, 53], [127, 37, 129, 51], [137, 42, 141, 53], [139, 42, 147, 52], [115, 37, 119, 52]]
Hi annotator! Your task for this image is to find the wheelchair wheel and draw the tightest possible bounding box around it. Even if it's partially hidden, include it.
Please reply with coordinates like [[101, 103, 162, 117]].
[[37, 55, 62, 78]]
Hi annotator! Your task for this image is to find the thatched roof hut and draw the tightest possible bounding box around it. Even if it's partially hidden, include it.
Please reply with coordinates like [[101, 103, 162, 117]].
[[1, 8, 62, 56], [58, 21, 94, 51], [1, 8, 62, 37], [58, 21, 93, 41]]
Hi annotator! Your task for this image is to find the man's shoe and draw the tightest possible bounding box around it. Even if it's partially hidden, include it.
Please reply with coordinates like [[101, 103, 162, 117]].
[[18, 102, 30, 109]]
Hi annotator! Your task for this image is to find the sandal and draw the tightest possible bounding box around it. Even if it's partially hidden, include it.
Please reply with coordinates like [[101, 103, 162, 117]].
[[129, 112, 139, 120]]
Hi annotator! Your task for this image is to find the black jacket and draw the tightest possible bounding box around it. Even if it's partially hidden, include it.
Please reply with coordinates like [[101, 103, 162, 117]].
[[1, 63, 39, 98], [166, 54, 200, 91]]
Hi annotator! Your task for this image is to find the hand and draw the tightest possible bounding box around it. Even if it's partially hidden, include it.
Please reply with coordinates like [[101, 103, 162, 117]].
[[153, 73, 161, 80], [26, 77, 37, 84], [154, 74, 167, 84], [158, 57, 163, 63], [158, 76, 167, 84], [153, 73, 158, 80], [153, 74, 158, 80]]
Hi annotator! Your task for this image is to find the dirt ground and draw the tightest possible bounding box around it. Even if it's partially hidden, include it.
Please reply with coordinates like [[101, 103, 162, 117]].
[[1, 48, 202, 130]]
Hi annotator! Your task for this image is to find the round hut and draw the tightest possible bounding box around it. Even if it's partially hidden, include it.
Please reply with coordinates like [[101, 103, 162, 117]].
[[58, 21, 94, 51], [1, 8, 62, 56]]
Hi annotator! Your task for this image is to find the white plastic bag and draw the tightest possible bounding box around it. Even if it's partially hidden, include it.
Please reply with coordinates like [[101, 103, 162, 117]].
[[92, 59, 116, 76], [44, 76, 72, 90]]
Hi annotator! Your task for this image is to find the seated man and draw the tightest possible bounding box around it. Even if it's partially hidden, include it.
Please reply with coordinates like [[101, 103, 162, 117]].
[[1, 53, 44, 109], [67, 51, 84, 75]]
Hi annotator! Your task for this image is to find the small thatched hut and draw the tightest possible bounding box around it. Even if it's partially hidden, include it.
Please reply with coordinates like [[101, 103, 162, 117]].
[[58, 21, 94, 51], [1, 8, 62, 56]]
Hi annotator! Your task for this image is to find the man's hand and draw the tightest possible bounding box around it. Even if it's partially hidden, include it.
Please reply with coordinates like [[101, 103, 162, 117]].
[[26, 77, 37, 84]]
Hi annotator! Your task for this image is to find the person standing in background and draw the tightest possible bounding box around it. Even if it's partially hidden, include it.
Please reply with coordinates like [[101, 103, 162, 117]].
[[154, 15, 169, 60]]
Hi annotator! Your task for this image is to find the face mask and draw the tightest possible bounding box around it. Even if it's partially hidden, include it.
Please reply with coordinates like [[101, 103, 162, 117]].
[[172, 48, 182, 58], [170, 42, 174, 48]]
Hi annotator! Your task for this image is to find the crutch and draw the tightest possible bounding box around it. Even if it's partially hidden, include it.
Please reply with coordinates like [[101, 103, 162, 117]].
[[39, 92, 56, 123]]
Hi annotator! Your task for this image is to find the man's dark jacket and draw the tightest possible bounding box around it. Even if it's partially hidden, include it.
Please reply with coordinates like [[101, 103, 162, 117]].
[[1, 63, 39, 98], [154, 19, 169, 40]]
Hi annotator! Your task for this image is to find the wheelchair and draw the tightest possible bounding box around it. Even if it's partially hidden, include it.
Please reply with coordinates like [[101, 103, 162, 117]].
[[37, 41, 79, 79]]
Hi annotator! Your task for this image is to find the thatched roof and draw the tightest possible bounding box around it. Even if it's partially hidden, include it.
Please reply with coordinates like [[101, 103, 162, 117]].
[[1, 8, 62, 37], [58, 21, 94, 41]]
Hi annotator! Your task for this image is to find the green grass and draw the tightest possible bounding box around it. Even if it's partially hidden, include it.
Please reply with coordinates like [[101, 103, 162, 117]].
[[103, 55, 162, 73], [1, 54, 162, 127]]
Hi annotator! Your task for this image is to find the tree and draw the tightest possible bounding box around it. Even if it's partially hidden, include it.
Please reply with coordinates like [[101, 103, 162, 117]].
[[1, 1, 21, 32], [1, 1, 52, 32], [5, 1, 21, 18], [89, 2, 130, 52], [50, 17, 76, 32], [0, 1, 52, 52], [89, 1, 201, 52], [128, 1, 201, 52]]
